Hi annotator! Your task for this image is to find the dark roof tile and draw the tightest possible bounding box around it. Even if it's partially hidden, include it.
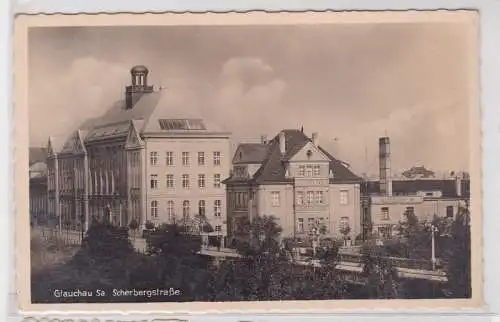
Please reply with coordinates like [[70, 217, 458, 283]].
[[233, 143, 269, 164], [244, 129, 361, 184]]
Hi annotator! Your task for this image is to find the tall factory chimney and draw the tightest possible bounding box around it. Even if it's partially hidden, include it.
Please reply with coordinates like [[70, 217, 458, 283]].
[[379, 137, 392, 196]]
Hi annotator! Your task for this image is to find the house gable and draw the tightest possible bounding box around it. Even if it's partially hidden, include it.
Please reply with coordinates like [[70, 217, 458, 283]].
[[60, 131, 87, 155], [288, 141, 330, 163], [124, 121, 144, 149]]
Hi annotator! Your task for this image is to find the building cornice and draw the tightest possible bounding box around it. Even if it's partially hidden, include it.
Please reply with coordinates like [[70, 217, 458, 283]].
[[141, 131, 232, 139]]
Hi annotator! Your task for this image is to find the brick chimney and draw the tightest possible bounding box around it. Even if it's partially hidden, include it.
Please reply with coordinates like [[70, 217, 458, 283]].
[[279, 131, 286, 155], [312, 132, 319, 147], [125, 65, 154, 109], [379, 137, 392, 196], [455, 173, 462, 197]]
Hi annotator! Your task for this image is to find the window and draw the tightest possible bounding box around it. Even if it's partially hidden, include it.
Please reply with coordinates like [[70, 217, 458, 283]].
[[198, 200, 206, 216], [305, 165, 313, 177], [182, 174, 190, 189], [313, 165, 321, 176], [234, 166, 247, 177], [214, 174, 221, 188], [307, 191, 314, 205], [296, 191, 304, 205], [150, 152, 158, 166], [167, 200, 175, 220], [215, 225, 222, 232], [271, 191, 281, 207], [150, 174, 158, 189], [166, 174, 174, 188], [378, 225, 392, 238], [425, 192, 434, 197], [297, 218, 304, 233], [151, 200, 158, 218], [182, 152, 190, 166], [166, 152, 174, 166], [340, 190, 349, 205], [315, 191, 324, 204], [446, 205, 454, 218], [198, 174, 206, 188], [308, 218, 315, 231], [299, 165, 305, 176], [182, 200, 190, 220], [340, 216, 349, 230], [213, 151, 221, 166], [406, 206, 415, 214], [198, 152, 205, 166], [214, 200, 222, 217], [381, 207, 390, 220]]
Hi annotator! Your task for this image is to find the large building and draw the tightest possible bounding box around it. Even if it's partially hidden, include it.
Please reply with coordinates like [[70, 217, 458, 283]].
[[361, 137, 470, 239], [46, 65, 231, 237], [29, 147, 48, 225], [223, 129, 363, 245]]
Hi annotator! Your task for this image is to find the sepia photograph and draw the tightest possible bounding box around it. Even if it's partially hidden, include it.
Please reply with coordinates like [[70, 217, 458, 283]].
[[15, 11, 481, 310]]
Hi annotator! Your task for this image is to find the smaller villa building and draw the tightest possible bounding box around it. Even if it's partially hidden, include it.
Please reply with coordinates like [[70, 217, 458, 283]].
[[224, 129, 362, 246]]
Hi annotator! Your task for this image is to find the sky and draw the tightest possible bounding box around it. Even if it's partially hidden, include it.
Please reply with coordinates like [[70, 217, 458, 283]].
[[28, 22, 474, 176]]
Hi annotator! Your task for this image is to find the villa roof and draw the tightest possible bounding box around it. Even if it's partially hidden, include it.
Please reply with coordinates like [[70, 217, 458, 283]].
[[225, 129, 361, 185]]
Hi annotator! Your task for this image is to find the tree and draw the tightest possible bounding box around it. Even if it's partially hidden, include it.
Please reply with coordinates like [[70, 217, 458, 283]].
[[233, 215, 283, 258], [128, 217, 139, 239], [138, 223, 210, 301], [360, 243, 400, 299], [440, 203, 471, 298]]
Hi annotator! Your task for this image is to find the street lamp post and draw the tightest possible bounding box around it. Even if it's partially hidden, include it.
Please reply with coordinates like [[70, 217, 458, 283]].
[[431, 224, 438, 271], [311, 227, 318, 258]]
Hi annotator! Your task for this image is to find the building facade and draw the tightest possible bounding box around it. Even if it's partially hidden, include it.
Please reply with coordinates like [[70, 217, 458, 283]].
[[46, 65, 231, 238], [224, 129, 362, 245], [29, 153, 48, 225], [362, 137, 470, 238]]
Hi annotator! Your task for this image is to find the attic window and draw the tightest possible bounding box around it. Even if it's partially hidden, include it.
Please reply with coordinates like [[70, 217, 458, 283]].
[[158, 119, 207, 131], [306, 150, 313, 158]]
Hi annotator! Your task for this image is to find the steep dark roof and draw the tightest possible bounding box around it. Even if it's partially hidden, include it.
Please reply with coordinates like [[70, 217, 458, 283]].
[[29, 147, 47, 166], [233, 143, 269, 164], [363, 179, 470, 198], [225, 129, 361, 185]]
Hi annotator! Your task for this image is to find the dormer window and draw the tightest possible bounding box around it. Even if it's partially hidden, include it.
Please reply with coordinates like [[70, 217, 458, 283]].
[[234, 165, 247, 178]]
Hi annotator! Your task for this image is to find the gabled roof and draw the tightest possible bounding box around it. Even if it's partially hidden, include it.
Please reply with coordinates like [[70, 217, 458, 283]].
[[29, 147, 47, 166], [363, 179, 470, 198], [233, 143, 269, 165], [225, 129, 361, 185]]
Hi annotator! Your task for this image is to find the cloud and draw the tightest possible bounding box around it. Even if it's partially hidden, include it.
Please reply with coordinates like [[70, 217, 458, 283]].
[[208, 57, 289, 139], [29, 57, 128, 145]]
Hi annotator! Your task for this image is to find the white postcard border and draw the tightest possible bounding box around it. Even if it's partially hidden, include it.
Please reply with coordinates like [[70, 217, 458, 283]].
[[4, 1, 498, 320]]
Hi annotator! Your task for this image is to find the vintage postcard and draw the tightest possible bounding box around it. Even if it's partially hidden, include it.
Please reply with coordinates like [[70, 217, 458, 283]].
[[14, 10, 482, 312]]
